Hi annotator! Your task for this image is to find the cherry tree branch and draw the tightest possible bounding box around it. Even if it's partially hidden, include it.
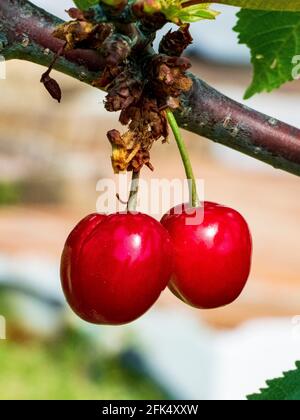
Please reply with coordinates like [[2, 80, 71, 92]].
[[177, 75, 300, 176], [1, 0, 300, 176], [0, 0, 104, 82]]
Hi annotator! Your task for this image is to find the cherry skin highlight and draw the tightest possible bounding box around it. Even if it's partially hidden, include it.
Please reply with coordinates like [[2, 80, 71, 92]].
[[161, 202, 252, 309], [61, 212, 173, 325]]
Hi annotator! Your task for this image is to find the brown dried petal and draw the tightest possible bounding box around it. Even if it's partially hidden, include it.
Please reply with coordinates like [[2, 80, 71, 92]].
[[66, 8, 95, 21], [107, 129, 125, 147], [102, 36, 131, 67], [129, 150, 152, 172], [53, 21, 111, 51], [104, 67, 144, 117], [89, 24, 113, 49], [108, 129, 141, 173], [93, 65, 124, 89], [66, 8, 86, 21], [147, 54, 193, 100], [166, 96, 180, 110], [159, 25, 193, 57]]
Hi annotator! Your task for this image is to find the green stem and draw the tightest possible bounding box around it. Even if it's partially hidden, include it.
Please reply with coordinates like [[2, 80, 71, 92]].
[[166, 109, 200, 208], [127, 170, 140, 212]]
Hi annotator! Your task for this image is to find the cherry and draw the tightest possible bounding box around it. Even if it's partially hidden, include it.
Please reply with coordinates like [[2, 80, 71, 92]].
[[161, 202, 252, 309], [61, 212, 173, 325]]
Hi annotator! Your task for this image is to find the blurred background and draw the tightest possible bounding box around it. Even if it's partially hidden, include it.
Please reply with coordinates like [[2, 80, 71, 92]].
[[0, 1, 300, 400]]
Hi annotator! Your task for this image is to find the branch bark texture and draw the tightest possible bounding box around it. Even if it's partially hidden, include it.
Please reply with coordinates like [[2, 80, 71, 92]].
[[1, 0, 300, 176]]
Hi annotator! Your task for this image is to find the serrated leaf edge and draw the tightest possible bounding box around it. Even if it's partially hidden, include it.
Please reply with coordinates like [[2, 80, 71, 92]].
[[247, 361, 300, 400]]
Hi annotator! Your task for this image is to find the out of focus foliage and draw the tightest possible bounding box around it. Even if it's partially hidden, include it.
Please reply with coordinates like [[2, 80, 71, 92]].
[[0, 294, 166, 400]]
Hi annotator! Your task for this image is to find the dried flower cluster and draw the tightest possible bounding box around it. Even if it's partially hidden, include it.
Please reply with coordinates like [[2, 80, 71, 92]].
[[51, 3, 193, 173]]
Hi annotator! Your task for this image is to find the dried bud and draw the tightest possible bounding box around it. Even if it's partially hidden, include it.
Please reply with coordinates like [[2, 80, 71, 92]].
[[51, 4, 194, 175], [40, 73, 62, 103], [132, 1, 166, 32], [66, 7, 95, 21], [101, 35, 131, 67], [66, 8, 87, 21], [147, 55, 192, 106], [105, 70, 143, 113], [107, 129, 140, 173], [93, 65, 124, 89], [53, 21, 112, 51], [159, 25, 193, 57], [89, 24, 113, 49], [129, 150, 152, 172], [107, 129, 125, 147]]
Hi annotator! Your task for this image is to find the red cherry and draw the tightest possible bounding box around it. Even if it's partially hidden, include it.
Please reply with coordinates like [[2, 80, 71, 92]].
[[61, 212, 173, 325], [161, 202, 252, 309]]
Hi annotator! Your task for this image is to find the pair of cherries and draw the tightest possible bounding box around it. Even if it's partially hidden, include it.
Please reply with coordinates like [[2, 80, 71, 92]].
[[60, 202, 252, 325]]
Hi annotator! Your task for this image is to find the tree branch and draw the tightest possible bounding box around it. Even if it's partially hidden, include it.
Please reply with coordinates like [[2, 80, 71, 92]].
[[1, 0, 300, 176], [0, 0, 104, 83], [176, 75, 300, 176]]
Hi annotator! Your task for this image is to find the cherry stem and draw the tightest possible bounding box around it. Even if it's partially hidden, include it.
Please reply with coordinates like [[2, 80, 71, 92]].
[[127, 170, 140, 212], [166, 109, 200, 208]]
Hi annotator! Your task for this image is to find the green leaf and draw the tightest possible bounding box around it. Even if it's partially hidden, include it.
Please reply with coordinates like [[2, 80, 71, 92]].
[[219, 1, 300, 11], [248, 362, 300, 400], [73, 0, 99, 10], [143, 1, 219, 24], [234, 9, 300, 98], [175, 4, 219, 23]]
